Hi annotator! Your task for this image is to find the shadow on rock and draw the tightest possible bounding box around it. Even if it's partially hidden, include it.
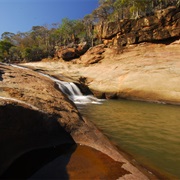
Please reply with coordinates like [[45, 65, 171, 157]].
[[0, 69, 4, 81], [0, 102, 76, 179], [1, 144, 77, 179]]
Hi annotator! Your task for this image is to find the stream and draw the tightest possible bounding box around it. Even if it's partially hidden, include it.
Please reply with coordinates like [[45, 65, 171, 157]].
[[77, 100, 180, 179], [8, 63, 180, 178]]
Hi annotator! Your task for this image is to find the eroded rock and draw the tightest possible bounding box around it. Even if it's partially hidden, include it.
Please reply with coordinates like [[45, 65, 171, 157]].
[[79, 44, 106, 65], [0, 63, 152, 179], [56, 42, 89, 61], [98, 6, 180, 47], [23, 40, 180, 105], [0, 100, 74, 175]]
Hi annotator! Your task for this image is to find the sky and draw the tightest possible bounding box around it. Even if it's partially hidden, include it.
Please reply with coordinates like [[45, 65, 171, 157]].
[[0, 0, 99, 36]]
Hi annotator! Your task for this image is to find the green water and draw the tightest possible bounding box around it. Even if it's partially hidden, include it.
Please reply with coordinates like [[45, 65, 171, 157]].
[[78, 100, 180, 179]]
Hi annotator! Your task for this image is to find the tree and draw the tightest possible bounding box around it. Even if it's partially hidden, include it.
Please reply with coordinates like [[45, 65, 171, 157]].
[[111, 0, 130, 20], [83, 14, 98, 46], [21, 46, 47, 62], [58, 18, 75, 45], [0, 40, 14, 62], [9, 46, 22, 62], [93, 0, 114, 22], [1, 32, 15, 43]]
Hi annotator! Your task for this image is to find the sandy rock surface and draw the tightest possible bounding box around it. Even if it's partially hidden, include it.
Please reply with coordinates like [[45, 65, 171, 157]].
[[0, 63, 154, 179], [24, 41, 180, 105]]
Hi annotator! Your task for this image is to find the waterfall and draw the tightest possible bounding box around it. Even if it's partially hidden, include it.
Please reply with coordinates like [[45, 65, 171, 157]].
[[40, 73, 103, 105], [59, 83, 101, 104], [10, 64, 103, 105]]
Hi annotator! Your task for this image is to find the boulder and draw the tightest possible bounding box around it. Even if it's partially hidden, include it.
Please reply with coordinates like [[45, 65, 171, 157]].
[[56, 42, 89, 61], [79, 44, 105, 65], [77, 42, 89, 55], [58, 47, 79, 61]]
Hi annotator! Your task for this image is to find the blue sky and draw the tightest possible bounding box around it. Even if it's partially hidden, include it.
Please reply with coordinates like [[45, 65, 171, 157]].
[[0, 0, 99, 36]]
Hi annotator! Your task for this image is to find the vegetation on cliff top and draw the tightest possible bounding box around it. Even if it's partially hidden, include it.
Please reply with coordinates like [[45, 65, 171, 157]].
[[0, 0, 179, 62]]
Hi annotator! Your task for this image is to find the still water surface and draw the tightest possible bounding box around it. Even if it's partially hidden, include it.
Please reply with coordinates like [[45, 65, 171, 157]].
[[78, 100, 180, 179]]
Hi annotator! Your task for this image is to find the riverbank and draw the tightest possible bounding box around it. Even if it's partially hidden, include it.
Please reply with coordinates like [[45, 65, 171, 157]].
[[1, 142, 161, 179], [28, 145, 130, 179], [78, 99, 180, 179], [23, 40, 180, 105], [17, 40, 180, 178], [0, 63, 155, 179]]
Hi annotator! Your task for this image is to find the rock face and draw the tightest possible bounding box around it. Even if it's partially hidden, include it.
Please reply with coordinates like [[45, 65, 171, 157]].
[[78, 44, 106, 65], [56, 42, 89, 61], [0, 63, 152, 179], [0, 100, 75, 175], [96, 6, 180, 47], [23, 39, 180, 105], [55, 7, 180, 63], [80, 42, 180, 104]]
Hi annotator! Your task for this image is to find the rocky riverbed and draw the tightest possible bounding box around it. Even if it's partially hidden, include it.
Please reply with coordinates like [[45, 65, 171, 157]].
[[0, 63, 156, 179], [23, 40, 180, 105], [0, 5, 179, 179]]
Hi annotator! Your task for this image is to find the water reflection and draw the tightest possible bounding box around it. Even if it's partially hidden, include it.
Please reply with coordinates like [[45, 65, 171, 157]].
[[78, 100, 180, 179]]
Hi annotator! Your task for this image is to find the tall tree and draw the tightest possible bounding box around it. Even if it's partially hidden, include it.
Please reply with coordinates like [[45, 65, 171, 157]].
[[0, 40, 14, 61], [1, 32, 15, 43]]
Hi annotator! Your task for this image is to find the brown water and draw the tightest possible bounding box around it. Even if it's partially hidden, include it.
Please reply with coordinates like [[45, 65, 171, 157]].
[[78, 99, 180, 179]]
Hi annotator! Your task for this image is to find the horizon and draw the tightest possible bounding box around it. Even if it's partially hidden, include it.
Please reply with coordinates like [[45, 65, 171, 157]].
[[0, 0, 99, 37]]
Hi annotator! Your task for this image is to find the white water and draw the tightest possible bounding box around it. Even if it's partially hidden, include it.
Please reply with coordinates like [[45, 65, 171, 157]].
[[10, 64, 103, 105], [40, 73, 103, 104]]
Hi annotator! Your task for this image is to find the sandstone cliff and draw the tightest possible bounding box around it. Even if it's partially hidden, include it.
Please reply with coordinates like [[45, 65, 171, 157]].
[[55, 6, 180, 61], [98, 6, 180, 47]]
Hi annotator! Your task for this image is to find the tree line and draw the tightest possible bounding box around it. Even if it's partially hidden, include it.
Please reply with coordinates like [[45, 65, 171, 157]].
[[93, 0, 180, 22], [0, 0, 179, 63], [0, 19, 91, 62]]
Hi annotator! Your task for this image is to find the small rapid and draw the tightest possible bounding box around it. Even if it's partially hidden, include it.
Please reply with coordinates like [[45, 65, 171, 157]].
[[10, 64, 103, 105], [40, 73, 102, 105]]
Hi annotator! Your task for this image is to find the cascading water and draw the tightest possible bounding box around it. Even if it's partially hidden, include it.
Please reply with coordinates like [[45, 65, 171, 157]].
[[10, 64, 103, 105], [40, 73, 102, 104]]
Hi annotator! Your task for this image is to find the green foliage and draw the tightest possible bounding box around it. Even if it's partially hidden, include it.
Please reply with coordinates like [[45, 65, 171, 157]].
[[0, 40, 14, 62], [9, 46, 22, 61], [95, 0, 179, 21], [22, 46, 47, 62], [56, 18, 87, 45], [1, 32, 15, 43], [0, 0, 178, 63]]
